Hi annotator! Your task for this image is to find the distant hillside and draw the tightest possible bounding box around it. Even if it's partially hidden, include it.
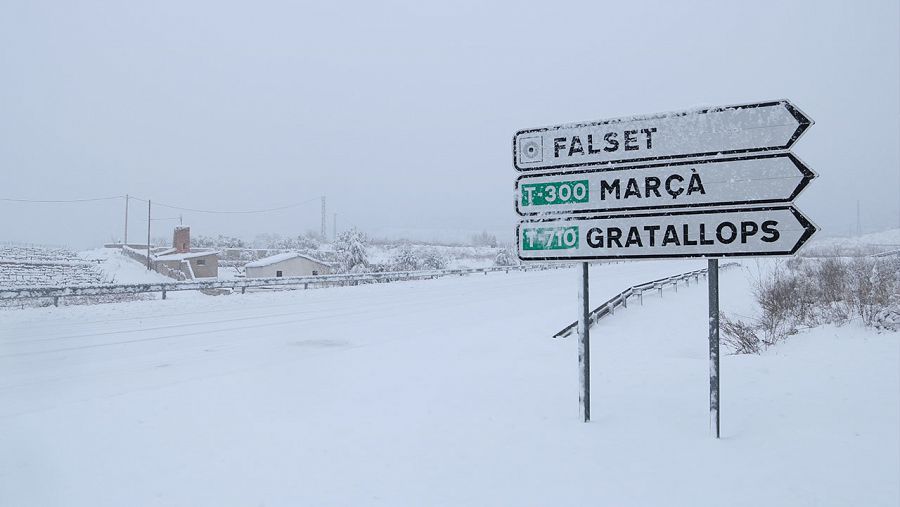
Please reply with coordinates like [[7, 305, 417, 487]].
[[803, 228, 900, 257]]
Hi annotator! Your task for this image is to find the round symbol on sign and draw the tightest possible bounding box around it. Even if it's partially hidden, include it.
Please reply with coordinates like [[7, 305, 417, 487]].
[[521, 140, 541, 161]]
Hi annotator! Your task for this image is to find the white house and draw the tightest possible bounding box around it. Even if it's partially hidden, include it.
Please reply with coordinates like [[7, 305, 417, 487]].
[[244, 252, 334, 278]]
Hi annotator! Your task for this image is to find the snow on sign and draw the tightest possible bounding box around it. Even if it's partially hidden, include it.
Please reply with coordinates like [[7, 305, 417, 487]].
[[515, 153, 816, 216], [516, 206, 816, 260], [513, 100, 813, 172]]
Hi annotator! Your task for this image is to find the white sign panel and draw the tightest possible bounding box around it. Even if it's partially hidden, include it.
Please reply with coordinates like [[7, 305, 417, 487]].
[[513, 100, 813, 172], [515, 153, 815, 216], [517, 206, 816, 260]]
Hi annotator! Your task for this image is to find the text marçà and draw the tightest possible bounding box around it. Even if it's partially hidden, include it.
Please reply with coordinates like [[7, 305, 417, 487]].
[[598, 169, 705, 201]]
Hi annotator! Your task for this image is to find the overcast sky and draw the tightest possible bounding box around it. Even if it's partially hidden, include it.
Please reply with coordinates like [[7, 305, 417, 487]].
[[1, 0, 898, 248]]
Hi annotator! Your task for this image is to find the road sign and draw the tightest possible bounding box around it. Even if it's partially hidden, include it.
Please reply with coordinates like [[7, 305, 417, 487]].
[[513, 100, 812, 172], [517, 206, 816, 261], [515, 153, 815, 216]]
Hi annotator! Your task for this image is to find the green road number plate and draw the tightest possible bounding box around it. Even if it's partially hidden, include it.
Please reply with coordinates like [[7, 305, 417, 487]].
[[522, 226, 579, 251], [521, 180, 589, 206]]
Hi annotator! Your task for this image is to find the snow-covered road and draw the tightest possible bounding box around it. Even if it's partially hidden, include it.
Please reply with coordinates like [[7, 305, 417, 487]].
[[1, 260, 897, 506]]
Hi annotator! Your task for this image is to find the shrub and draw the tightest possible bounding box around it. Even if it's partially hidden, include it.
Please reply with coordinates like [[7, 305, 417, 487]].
[[419, 248, 448, 270], [334, 227, 369, 272], [389, 245, 448, 271], [723, 256, 899, 354], [720, 315, 762, 355], [494, 247, 518, 267], [390, 244, 420, 271]]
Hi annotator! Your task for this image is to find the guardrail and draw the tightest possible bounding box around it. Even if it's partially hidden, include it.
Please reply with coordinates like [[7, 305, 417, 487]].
[[0, 264, 559, 306], [553, 262, 740, 338], [870, 249, 900, 258]]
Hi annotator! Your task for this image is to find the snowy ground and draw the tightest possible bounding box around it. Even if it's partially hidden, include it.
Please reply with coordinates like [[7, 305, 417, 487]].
[[805, 228, 900, 256], [0, 260, 897, 506]]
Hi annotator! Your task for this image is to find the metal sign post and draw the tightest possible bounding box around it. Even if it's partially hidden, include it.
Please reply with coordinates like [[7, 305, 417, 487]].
[[577, 262, 590, 422], [708, 258, 720, 438]]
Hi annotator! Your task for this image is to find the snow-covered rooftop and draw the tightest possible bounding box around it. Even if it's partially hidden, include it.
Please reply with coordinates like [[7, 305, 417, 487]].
[[245, 252, 331, 268], [156, 250, 219, 261]]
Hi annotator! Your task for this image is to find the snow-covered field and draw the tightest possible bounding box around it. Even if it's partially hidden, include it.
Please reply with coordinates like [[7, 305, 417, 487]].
[[1, 245, 110, 289], [804, 228, 900, 256], [0, 260, 897, 506], [79, 248, 171, 284]]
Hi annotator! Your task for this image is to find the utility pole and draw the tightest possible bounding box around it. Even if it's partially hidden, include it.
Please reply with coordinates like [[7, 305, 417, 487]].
[[856, 200, 861, 236], [333, 213, 337, 240], [321, 195, 327, 239], [124, 194, 129, 245], [179, 214, 183, 226], [147, 200, 152, 270]]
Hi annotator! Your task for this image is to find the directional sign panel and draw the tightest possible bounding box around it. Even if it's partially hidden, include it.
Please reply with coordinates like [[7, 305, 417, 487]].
[[513, 100, 813, 172], [517, 206, 816, 261], [515, 153, 815, 216]]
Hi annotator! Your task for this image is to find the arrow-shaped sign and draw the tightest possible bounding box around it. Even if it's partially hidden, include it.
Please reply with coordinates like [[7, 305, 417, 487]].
[[515, 153, 815, 216], [517, 206, 817, 261], [513, 100, 813, 172]]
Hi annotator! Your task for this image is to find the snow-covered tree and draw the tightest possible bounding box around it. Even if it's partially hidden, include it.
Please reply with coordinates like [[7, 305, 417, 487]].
[[420, 247, 447, 270], [190, 234, 246, 249], [304, 230, 325, 243], [471, 230, 498, 247], [239, 249, 257, 262], [334, 227, 369, 272], [494, 247, 518, 267], [272, 234, 319, 251], [215, 235, 247, 248], [192, 235, 216, 248], [252, 233, 281, 249], [390, 243, 420, 271]]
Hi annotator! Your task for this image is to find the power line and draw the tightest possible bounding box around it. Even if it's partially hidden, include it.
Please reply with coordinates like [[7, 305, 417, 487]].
[[129, 195, 320, 214], [0, 195, 123, 203], [3, 193, 321, 215]]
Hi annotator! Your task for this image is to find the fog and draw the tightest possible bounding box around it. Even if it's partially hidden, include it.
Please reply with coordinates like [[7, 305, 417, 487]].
[[1, 0, 898, 248]]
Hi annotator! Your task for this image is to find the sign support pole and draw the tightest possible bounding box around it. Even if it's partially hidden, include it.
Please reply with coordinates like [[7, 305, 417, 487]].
[[577, 262, 590, 422], [708, 258, 720, 438]]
